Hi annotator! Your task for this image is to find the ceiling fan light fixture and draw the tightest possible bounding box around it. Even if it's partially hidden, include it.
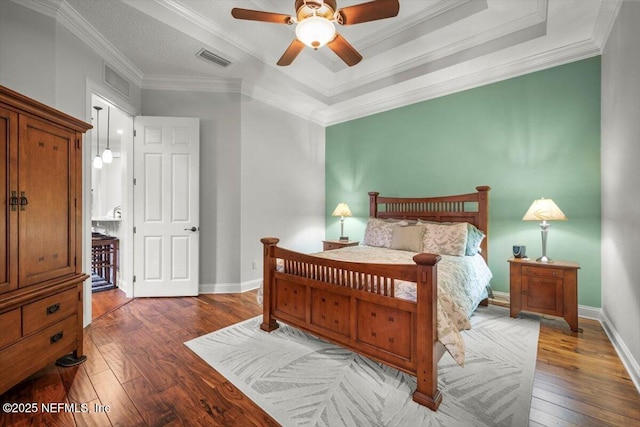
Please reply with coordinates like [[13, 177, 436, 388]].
[[295, 16, 336, 49]]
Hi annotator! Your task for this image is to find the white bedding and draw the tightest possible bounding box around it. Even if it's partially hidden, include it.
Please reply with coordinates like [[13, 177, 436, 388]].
[[258, 245, 493, 365]]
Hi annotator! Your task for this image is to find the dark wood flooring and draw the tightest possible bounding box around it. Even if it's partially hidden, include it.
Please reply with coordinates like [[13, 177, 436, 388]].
[[1, 291, 638, 426]]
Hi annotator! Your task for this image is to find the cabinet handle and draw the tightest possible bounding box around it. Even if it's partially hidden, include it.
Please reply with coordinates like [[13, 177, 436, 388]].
[[50, 332, 64, 344], [19, 192, 28, 211], [552, 271, 558, 277], [9, 191, 19, 211], [46, 303, 60, 315]]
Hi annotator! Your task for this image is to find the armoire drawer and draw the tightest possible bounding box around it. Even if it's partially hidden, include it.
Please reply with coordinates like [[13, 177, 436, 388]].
[[0, 315, 77, 393], [22, 288, 77, 336], [0, 309, 21, 349]]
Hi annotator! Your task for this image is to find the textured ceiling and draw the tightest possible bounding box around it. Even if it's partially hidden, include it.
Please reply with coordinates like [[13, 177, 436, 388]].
[[50, 0, 617, 124]]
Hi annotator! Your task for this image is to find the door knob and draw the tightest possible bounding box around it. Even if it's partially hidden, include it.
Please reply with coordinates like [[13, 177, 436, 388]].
[[184, 226, 198, 232]]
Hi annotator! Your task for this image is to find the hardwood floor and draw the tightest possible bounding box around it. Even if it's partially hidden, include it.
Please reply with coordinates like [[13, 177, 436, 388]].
[[92, 288, 132, 320], [1, 291, 638, 426]]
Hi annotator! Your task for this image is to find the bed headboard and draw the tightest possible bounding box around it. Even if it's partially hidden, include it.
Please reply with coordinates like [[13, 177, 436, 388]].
[[368, 186, 490, 261]]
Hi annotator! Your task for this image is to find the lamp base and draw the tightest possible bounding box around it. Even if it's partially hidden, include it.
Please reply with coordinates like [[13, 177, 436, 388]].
[[536, 255, 553, 263], [339, 236, 349, 242]]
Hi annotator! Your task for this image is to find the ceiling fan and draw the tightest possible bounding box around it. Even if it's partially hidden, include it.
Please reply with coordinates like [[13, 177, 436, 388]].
[[231, 0, 400, 67]]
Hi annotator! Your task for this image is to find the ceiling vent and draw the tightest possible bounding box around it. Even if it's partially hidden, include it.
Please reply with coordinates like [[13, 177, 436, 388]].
[[103, 63, 130, 98], [196, 48, 232, 68]]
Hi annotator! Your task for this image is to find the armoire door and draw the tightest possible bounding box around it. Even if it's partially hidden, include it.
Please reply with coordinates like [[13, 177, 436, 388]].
[[18, 115, 77, 287], [0, 106, 18, 294]]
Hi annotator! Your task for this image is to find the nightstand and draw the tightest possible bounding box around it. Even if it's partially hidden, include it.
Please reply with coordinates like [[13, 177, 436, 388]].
[[508, 258, 580, 332], [323, 240, 359, 251]]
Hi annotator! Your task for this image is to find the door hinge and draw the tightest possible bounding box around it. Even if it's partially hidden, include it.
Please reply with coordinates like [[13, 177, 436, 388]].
[[133, 178, 137, 185], [133, 226, 136, 234], [133, 129, 137, 137], [133, 275, 136, 283], [76, 139, 81, 149]]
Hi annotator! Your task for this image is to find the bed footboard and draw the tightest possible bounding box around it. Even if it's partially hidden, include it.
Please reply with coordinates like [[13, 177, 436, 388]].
[[260, 237, 443, 410]]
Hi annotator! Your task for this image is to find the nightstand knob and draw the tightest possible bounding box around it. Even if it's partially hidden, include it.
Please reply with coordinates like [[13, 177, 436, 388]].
[[552, 271, 559, 277], [523, 267, 531, 274]]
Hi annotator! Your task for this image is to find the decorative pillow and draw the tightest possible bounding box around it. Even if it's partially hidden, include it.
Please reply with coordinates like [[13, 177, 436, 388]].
[[363, 218, 413, 248], [422, 222, 468, 256], [363, 218, 394, 248], [391, 224, 425, 252], [465, 224, 486, 256]]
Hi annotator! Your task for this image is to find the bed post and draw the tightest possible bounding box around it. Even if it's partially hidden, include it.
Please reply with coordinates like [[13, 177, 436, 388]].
[[260, 237, 279, 332], [368, 192, 379, 217], [412, 253, 442, 410], [475, 186, 490, 260]]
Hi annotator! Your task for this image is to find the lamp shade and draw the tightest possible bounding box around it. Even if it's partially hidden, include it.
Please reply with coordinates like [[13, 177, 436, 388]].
[[296, 16, 336, 49], [522, 198, 567, 221], [331, 203, 352, 217]]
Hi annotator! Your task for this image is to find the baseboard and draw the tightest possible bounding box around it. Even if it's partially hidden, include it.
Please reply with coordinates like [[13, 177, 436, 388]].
[[199, 279, 261, 294], [600, 310, 640, 394], [494, 291, 640, 394]]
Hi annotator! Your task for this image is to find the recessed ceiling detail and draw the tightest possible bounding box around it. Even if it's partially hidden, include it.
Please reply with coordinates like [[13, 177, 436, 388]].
[[24, 0, 621, 125]]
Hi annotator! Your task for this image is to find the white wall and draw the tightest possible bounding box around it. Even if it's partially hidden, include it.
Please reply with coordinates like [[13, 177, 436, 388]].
[[601, 0, 640, 389], [240, 95, 325, 287], [0, 1, 143, 326], [141, 90, 242, 287], [141, 90, 326, 292]]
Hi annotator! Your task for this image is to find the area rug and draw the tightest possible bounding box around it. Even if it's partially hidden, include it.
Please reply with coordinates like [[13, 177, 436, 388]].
[[185, 305, 539, 427]]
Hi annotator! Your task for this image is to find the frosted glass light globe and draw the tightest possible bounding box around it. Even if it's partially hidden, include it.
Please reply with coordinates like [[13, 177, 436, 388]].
[[295, 16, 336, 49]]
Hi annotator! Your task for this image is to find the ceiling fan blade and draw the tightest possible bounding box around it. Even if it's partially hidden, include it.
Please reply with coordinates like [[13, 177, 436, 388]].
[[277, 39, 306, 66], [327, 33, 362, 66], [231, 8, 293, 24], [337, 0, 400, 25]]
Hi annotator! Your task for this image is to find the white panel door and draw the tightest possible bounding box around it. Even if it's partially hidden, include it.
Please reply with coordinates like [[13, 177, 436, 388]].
[[133, 116, 199, 297]]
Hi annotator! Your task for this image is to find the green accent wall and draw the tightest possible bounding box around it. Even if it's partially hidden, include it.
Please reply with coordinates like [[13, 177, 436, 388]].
[[326, 57, 601, 307]]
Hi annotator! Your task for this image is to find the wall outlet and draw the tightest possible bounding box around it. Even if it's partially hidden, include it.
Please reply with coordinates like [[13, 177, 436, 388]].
[[252, 260, 257, 270]]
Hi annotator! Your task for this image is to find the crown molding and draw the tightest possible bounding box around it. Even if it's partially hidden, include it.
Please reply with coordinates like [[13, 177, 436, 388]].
[[13, 0, 608, 130], [11, 0, 61, 18], [17, 0, 145, 87], [142, 74, 242, 93], [321, 39, 601, 126], [152, 0, 269, 66], [328, 0, 548, 100], [591, 0, 623, 51], [240, 81, 325, 126]]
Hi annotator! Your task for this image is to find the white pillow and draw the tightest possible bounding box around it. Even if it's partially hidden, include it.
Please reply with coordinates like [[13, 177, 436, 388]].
[[363, 218, 410, 248]]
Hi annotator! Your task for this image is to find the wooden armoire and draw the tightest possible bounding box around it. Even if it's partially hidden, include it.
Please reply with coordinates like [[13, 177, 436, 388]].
[[0, 85, 91, 394]]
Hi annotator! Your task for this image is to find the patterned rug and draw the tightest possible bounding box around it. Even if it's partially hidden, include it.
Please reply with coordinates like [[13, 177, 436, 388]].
[[185, 305, 539, 427]]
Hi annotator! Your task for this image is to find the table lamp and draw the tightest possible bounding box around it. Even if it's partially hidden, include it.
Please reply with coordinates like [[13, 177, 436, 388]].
[[522, 198, 567, 263], [331, 203, 352, 241]]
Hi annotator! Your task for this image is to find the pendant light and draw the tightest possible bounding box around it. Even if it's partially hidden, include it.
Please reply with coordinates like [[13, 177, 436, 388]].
[[101, 106, 113, 164], [93, 106, 103, 169]]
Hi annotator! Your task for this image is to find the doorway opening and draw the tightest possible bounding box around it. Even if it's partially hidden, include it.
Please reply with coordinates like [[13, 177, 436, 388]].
[[89, 94, 133, 319]]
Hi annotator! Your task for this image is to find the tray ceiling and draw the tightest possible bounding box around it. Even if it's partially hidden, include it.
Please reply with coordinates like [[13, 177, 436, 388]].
[[28, 0, 618, 124]]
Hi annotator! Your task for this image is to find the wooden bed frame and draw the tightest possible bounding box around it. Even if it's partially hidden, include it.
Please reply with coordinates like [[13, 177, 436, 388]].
[[260, 186, 490, 410]]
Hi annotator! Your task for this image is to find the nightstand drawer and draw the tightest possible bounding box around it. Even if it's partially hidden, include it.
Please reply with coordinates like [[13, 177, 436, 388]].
[[324, 241, 344, 250], [521, 265, 563, 279]]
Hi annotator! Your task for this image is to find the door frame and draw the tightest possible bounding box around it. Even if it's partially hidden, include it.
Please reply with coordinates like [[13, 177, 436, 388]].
[[84, 78, 138, 326]]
